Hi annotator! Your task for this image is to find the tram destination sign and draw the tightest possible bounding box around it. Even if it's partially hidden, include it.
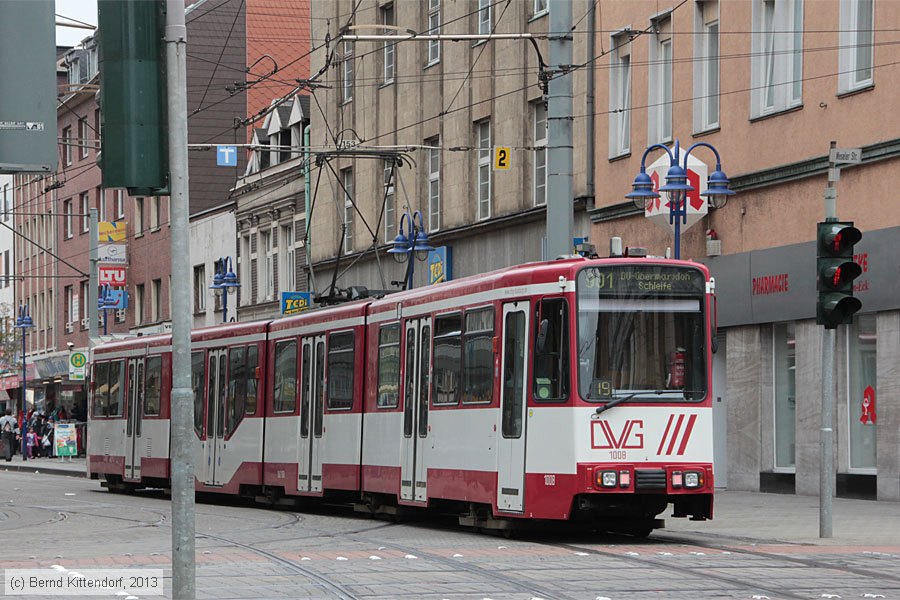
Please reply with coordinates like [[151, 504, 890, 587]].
[[579, 266, 706, 296]]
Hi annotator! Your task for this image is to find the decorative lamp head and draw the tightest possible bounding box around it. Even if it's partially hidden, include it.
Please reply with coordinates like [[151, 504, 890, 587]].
[[659, 164, 694, 208], [388, 231, 411, 263], [701, 168, 735, 209], [625, 170, 660, 210], [412, 229, 433, 262]]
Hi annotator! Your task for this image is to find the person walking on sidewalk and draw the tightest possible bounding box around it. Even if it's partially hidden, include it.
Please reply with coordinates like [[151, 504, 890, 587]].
[[1, 409, 17, 461]]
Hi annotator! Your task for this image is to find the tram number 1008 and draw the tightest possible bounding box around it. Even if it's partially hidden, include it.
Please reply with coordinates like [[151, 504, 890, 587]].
[[543, 474, 556, 486], [609, 450, 627, 460]]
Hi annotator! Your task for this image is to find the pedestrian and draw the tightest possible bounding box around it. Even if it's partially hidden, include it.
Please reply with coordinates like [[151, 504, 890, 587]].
[[25, 427, 37, 459], [0, 409, 16, 462]]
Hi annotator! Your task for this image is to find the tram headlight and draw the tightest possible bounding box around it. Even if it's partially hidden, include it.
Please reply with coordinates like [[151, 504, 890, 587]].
[[684, 470, 704, 489], [596, 470, 618, 488]]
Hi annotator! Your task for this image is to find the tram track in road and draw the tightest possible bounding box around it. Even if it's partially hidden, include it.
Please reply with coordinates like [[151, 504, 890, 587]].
[[200, 531, 365, 600], [548, 539, 810, 600], [652, 531, 900, 585]]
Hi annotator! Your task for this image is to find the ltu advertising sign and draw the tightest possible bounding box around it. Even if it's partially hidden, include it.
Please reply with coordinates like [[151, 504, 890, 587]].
[[99, 265, 126, 285]]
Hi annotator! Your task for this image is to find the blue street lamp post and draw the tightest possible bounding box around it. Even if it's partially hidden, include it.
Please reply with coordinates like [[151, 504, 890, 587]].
[[209, 257, 240, 323], [14, 304, 33, 461], [626, 140, 735, 259], [387, 210, 434, 290]]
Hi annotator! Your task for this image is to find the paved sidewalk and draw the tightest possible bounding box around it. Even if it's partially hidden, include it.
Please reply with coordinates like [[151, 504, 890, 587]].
[[664, 489, 900, 546], [0, 454, 86, 477]]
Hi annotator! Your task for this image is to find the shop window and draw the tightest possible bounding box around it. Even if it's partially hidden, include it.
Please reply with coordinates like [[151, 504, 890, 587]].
[[533, 299, 569, 402], [377, 324, 400, 408], [327, 332, 354, 410], [274, 340, 298, 413], [432, 313, 461, 405], [463, 308, 494, 404], [144, 356, 162, 416], [191, 351, 205, 434], [773, 322, 796, 469], [848, 315, 876, 470]]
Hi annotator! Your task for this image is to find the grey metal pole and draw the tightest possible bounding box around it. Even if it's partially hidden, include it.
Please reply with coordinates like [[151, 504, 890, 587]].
[[165, 1, 196, 596], [546, 1, 574, 259], [820, 140, 837, 539], [88, 208, 99, 343]]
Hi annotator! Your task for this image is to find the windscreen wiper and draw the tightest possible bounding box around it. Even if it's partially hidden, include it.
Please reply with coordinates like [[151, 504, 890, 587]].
[[593, 389, 704, 416]]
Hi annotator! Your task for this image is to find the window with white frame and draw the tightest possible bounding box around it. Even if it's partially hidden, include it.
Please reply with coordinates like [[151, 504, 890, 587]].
[[266, 230, 275, 299], [79, 118, 89, 158], [427, 0, 441, 65], [476, 120, 491, 220], [116, 189, 125, 219], [81, 192, 90, 232], [280, 223, 295, 292], [65, 286, 74, 325], [478, 0, 491, 34], [193, 264, 206, 312], [693, 1, 720, 132], [533, 0, 548, 18], [533, 101, 547, 206], [96, 188, 106, 222], [151, 278, 161, 322], [135, 197, 144, 234], [239, 234, 251, 306], [609, 31, 632, 157], [839, 0, 874, 94], [64, 199, 73, 239], [150, 196, 160, 229], [383, 160, 395, 242], [426, 138, 440, 231], [342, 168, 354, 254], [63, 126, 72, 165], [648, 14, 673, 144], [751, 0, 803, 118], [381, 3, 395, 83], [342, 41, 354, 103], [80, 282, 88, 326], [135, 283, 145, 324]]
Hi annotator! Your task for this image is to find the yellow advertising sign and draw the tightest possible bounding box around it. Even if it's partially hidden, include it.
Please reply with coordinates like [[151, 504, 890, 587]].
[[99, 221, 127, 243]]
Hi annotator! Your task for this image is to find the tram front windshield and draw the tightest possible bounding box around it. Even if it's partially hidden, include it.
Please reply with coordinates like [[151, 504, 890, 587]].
[[576, 265, 707, 401]]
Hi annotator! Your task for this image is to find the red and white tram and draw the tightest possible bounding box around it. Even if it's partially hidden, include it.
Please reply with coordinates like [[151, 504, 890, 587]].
[[89, 256, 715, 533]]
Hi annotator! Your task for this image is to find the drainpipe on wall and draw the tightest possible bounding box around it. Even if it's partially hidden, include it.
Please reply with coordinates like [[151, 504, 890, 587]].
[[303, 124, 312, 293], [585, 0, 596, 210]]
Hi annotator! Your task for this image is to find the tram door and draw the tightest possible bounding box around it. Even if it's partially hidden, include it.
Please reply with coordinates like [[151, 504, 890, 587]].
[[298, 336, 325, 493], [203, 349, 227, 486], [497, 302, 529, 512], [400, 318, 431, 502], [123, 358, 145, 481]]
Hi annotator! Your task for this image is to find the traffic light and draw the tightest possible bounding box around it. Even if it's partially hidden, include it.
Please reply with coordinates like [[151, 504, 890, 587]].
[[97, 0, 168, 195], [816, 221, 862, 329]]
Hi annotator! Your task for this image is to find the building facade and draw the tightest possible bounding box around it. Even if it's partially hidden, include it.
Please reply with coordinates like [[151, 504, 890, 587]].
[[307, 0, 594, 296], [589, 0, 900, 500]]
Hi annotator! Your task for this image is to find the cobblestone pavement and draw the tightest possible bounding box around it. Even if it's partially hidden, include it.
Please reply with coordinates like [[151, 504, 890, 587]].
[[1, 471, 898, 600]]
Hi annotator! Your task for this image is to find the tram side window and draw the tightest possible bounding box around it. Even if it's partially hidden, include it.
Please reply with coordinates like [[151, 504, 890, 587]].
[[107, 360, 124, 416], [144, 356, 162, 416], [246, 346, 259, 415], [226, 346, 247, 436], [327, 332, 355, 410], [191, 351, 205, 434], [463, 308, 494, 404], [273, 340, 298, 413], [533, 298, 569, 402], [92, 361, 109, 417], [432, 314, 461, 405], [377, 324, 400, 408]]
